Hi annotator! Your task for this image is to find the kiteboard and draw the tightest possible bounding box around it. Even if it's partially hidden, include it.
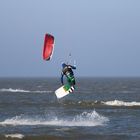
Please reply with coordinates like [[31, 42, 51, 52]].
[[55, 84, 74, 99]]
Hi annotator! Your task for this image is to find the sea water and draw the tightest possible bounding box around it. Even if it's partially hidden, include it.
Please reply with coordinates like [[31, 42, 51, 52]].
[[0, 77, 140, 140]]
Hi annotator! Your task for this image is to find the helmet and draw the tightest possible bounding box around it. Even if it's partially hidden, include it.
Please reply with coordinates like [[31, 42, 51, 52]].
[[62, 62, 67, 68]]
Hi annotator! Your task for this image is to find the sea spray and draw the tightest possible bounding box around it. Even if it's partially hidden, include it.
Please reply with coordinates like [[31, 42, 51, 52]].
[[72, 110, 109, 126], [0, 110, 109, 127]]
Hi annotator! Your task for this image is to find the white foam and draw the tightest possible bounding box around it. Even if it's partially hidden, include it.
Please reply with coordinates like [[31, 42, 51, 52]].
[[0, 88, 30, 93], [0, 111, 109, 127], [5, 134, 24, 139], [102, 100, 140, 106], [34, 90, 52, 93], [0, 88, 52, 93]]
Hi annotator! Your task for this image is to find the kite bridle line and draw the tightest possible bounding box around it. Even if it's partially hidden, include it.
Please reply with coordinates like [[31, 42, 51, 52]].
[[67, 53, 76, 67]]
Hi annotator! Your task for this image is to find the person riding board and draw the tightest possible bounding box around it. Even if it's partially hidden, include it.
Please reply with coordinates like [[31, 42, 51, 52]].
[[61, 63, 76, 89]]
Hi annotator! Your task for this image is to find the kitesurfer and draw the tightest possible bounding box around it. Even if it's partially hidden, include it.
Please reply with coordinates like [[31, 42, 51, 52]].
[[61, 63, 76, 88]]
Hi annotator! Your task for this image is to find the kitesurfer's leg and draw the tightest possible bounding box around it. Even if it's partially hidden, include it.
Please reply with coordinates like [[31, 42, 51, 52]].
[[67, 75, 75, 88], [72, 78, 76, 90], [63, 84, 71, 91], [67, 77, 72, 86], [69, 76, 75, 86]]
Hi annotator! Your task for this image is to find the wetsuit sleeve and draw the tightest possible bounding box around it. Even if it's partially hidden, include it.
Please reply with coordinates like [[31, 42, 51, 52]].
[[61, 72, 64, 85], [69, 65, 76, 70]]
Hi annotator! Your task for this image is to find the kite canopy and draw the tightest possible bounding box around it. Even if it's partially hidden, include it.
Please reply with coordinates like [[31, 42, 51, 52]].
[[43, 33, 54, 60]]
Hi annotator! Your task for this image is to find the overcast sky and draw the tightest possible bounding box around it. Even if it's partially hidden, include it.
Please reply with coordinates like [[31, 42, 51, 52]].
[[0, 0, 140, 77]]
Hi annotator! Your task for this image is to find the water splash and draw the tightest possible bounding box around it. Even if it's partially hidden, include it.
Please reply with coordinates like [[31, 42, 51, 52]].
[[0, 110, 109, 127], [72, 110, 109, 126]]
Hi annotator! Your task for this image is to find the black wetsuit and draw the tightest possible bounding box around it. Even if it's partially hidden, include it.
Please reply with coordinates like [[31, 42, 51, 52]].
[[61, 64, 76, 87]]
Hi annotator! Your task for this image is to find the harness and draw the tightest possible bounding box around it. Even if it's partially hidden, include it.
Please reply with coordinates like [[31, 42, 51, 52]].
[[62, 66, 73, 75], [62, 66, 75, 85]]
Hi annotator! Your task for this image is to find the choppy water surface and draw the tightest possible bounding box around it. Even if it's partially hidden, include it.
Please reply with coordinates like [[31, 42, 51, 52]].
[[0, 77, 140, 140]]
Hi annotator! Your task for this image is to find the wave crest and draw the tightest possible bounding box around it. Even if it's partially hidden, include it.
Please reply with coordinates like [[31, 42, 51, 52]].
[[102, 100, 140, 106]]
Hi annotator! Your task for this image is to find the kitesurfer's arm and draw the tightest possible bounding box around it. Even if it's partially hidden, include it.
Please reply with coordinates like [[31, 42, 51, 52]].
[[68, 65, 76, 70], [61, 72, 64, 85]]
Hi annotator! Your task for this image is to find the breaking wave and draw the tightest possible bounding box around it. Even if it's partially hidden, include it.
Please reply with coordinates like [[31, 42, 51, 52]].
[[0, 110, 109, 127], [102, 100, 140, 106], [60, 100, 140, 108], [0, 88, 52, 93]]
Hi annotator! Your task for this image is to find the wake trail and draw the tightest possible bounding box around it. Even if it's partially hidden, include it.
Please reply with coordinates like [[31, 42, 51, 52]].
[[0, 88, 52, 93]]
